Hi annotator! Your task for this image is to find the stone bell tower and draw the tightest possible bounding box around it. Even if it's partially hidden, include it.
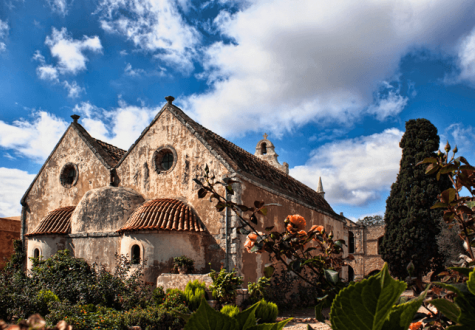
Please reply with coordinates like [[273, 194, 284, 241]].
[[254, 133, 289, 174]]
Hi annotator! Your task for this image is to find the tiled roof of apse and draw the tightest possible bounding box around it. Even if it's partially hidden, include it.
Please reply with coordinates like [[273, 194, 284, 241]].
[[26, 206, 74, 236], [118, 199, 204, 233]]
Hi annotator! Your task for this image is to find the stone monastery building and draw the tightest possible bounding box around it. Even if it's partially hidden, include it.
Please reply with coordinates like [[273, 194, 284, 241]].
[[20, 97, 383, 283]]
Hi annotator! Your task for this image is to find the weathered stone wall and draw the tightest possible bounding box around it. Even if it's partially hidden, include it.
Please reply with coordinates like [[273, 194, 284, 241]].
[[71, 186, 145, 234], [238, 179, 347, 284], [24, 126, 111, 253], [71, 236, 120, 272], [0, 217, 21, 269], [347, 224, 385, 279], [27, 236, 71, 269], [115, 109, 231, 239], [120, 231, 224, 283]]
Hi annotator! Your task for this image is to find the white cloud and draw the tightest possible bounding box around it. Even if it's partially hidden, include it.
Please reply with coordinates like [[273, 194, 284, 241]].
[[46, 0, 73, 16], [73, 101, 157, 149], [45, 27, 102, 75], [96, 0, 200, 73], [182, 0, 475, 137], [0, 19, 9, 53], [0, 167, 35, 217], [63, 80, 84, 98], [291, 128, 403, 206], [124, 63, 145, 77], [455, 28, 475, 85], [0, 111, 68, 162], [441, 123, 475, 155], [37, 65, 59, 82]]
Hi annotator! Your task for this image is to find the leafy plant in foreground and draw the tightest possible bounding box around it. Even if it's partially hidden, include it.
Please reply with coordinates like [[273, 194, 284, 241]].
[[254, 299, 278, 324], [220, 305, 240, 318], [183, 299, 291, 330], [209, 267, 244, 306], [330, 263, 428, 330], [185, 279, 207, 311]]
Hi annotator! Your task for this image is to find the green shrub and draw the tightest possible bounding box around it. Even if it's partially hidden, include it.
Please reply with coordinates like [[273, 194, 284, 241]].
[[248, 276, 271, 303], [255, 299, 278, 324], [220, 305, 240, 318], [152, 286, 166, 306], [185, 280, 207, 311], [36, 290, 59, 316], [172, 255, 194, 274], [122, 305, 186, 330], [46, 302, 123, 330], [163, 289, 187, 310], [209, 268, 243, 305]]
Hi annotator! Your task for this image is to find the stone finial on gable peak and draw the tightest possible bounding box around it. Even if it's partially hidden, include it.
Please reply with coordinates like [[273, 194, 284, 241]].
[[254, 133, 289, 174], [165, 96, 175, 104], [71, 114, 80, 124]]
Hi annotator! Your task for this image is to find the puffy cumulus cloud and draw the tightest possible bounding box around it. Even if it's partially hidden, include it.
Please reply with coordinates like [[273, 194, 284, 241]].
[[455, 28, 475, 85], [183, 0, 475, 137], [291, 128, 403, 206], [96, 0, 200, 73], [46, 0, 73, 16], [0, 111, 68, 162], [73, 101, 158, 149], [45, 27, 102, 75], [440, 123, 475, 155], [63, 80, 85, 98], [0, 167, 35, 217], [0, 19, 9, 53]]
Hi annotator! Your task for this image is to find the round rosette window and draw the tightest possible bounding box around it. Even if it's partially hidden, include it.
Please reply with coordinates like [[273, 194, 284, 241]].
[[153, 146, 177, 174], [60, 163, 78, 188]]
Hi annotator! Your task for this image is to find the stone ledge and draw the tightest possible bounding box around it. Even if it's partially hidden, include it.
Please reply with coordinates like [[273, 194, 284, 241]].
[[156, 273, 213, 291]]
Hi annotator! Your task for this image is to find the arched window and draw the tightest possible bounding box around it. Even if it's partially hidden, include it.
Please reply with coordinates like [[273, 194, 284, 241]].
[[377, 236, 383, 255], [348, 265, 354, 282], [261, 143, 267, 155], [349, 231, 355, 253], [34, 248, 40, 258], [131, 244, 141, 264]]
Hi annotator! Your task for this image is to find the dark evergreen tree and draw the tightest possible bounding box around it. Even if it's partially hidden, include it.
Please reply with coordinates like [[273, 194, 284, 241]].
[[380, 119, 452, 278]]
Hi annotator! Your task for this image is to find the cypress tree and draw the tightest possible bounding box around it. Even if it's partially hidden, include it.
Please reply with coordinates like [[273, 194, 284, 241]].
[[380, 118, 452, 278]]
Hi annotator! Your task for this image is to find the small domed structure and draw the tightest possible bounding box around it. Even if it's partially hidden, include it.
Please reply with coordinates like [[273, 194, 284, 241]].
[[71, 186, 145, 234], [254, 133, 289, 174]]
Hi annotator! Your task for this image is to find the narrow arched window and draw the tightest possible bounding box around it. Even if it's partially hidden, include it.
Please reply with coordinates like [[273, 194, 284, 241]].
[[349, 231, 355, 253], [34, 248, 40, 258], [261, 143, 267, 155], [131, 244, 141, 264], [348, 266, 354, 282], [377, 236, 383, 255]]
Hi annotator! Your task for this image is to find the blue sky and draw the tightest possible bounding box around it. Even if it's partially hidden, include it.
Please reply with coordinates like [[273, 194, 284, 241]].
[[2, 0, 475, 220]]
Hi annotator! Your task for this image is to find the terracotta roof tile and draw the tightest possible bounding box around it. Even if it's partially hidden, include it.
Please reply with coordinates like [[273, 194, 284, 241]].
[[118, 199, 204, 233], [26, 206, 74, 236], [168, 105, 336, 215], [94, 138, 126, 166]]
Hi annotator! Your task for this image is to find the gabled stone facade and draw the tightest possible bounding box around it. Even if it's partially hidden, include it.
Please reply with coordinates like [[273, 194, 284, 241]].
[[21, 97, 356, 284]]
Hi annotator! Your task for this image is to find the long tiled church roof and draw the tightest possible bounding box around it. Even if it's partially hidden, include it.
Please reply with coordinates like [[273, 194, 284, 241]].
[[117, 102, 338, 217]]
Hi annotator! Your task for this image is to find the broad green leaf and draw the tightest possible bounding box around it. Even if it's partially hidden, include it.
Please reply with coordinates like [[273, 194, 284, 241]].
[[184, 298, 239, 330], [455, 294, 475, 326], [307, 325, 314, 330], [235, 301, 259, 330], [425, 163, 440, 175], [431, 202, 448, 209], [416, 157, 437, 166], [381, 286, 429, 330], [440, 164, 458, 174], [247, 318, 292, 330], [441, 188, 457, 203], [433, 282, 468, 297], [174, 310, 192, 322], [466, 201, 475, 209], [324, 269, 339, 285], [315, 301, 325, 322], [264, 265, 275, 278], [429, 299, 460, 323], [446, 326, 474, 330], [448, 267, 472, 277], [330, 263, 406, 330], [468, 267, 475, 296]]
